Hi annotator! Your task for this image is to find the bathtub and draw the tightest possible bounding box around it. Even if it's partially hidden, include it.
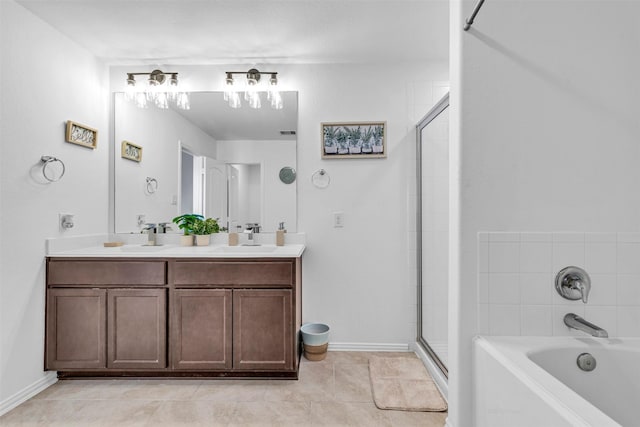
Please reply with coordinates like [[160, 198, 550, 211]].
[[474, 336, 640, 427]]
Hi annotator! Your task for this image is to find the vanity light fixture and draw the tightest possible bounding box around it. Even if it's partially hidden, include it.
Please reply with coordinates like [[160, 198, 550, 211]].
[[223, 69, 282, 110], [125, 70, 190, 110]]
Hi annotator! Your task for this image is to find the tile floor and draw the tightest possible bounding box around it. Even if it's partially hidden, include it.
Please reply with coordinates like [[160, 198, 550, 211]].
[[0, 351, 447, 426]]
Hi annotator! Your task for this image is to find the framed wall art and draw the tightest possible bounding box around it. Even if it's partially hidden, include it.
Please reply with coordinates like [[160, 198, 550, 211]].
[[121, 140, 143, 162], [321, 121, 386, 159], [65, 120, 98, 149]]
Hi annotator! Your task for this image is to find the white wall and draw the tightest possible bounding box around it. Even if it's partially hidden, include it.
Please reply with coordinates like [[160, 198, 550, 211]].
[[0, 0, 108, 408], [451, 1, 640, 426], [114, 94, 216, 232]]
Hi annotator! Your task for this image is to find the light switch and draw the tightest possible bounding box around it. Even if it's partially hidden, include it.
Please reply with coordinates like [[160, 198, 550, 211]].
[[333, 211, 344, 228]]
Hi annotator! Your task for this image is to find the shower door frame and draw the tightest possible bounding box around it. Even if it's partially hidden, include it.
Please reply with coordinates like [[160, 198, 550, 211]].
[[416, 92, 449, 378]]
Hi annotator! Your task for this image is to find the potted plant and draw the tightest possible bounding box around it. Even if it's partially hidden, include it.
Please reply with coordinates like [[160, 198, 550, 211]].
[[372, 125, 384, 153], [345, 126, 362, 154], [192, 217, 220, 246], [361, 127, 374, 153], [323, 126, 339, 154], [172, 213, 204, 246], [336, 130, 349, 154]]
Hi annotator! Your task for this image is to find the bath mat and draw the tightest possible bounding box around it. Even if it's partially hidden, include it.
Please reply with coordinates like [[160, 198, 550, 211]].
[[369, 356, 447, 412]]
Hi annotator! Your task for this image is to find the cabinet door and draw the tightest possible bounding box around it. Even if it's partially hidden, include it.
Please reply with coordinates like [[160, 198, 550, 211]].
[[172, 289, 232, 370], [233, 289, 293, 370], [107, 289, 166, 369], [46, 288, 106, 370]]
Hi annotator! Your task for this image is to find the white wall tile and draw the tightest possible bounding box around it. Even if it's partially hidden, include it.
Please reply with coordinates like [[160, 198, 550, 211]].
[[478, 273, 489, 304], [617, 232, 640, 243], [520, 232, 552, 242], [616, 275, 640, 305], [488, 273, 520, 304], [552, 242, 585, 272], [585, 232, 616, 243], [585, 242, 616, 274], [478, 303, 489, 335], [519, 273, 553, 305], [521, 305, 553, 336], [489, 242, 519, 273], [587, 274, 617, 305], [489, 232, 520, 242], [479, 241, 489, 273], [489, 305, 521, 336], [519, 242, 552, 273], [553, 232, 585, 243], [617, 307, 640, 337], [617, 243, 640, 274]]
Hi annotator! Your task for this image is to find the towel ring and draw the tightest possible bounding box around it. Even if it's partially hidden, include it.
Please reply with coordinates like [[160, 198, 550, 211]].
[[311, 169, 330, 189], [146, 177, 158, 194], [40, 156, 66, 182]]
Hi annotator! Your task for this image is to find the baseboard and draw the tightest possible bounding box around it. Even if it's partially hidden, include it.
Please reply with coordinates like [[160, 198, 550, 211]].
[[0, 372, 57, 416], [327, 342, 411, 352]]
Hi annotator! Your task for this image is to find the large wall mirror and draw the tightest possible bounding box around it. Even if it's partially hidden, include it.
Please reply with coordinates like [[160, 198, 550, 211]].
[[113, 91, 298, 234]]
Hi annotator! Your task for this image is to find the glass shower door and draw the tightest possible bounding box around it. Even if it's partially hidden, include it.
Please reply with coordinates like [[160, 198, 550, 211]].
[[417, 93, 449, 376]]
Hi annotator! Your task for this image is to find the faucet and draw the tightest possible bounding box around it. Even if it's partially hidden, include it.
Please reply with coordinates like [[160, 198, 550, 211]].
[[142, 223, 157, 246], [243, 223, 261, 246], [564, 313, 608, 338], [555, 266, 591, 303]]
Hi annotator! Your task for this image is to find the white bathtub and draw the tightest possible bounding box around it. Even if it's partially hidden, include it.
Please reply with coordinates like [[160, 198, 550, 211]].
[[474, 336, 640, 427]]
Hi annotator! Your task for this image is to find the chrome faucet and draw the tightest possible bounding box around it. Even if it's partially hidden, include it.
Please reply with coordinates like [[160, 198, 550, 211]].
[[564, 313, 608, 338], [243, 223, 261, 246], [556, 266, 591, 303], [142, 223, 157, 246]]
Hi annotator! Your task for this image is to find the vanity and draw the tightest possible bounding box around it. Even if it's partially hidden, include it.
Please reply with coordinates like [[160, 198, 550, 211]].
[[45, 244, 304, 379]]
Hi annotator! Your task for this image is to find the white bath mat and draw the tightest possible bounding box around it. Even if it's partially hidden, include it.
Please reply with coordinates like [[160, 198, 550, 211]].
[[369, 356, 447, 412]]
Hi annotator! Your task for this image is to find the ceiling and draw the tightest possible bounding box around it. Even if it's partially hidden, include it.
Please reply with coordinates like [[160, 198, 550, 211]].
[[15, 0, 449, 65]]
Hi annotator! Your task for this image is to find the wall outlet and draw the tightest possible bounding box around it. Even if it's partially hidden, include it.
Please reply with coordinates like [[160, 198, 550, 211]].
[[333, 211, 344, 228]]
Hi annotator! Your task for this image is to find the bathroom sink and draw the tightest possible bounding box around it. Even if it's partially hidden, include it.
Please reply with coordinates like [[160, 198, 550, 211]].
[[212, 245, 278, 254], [119, 245, 169, 253]]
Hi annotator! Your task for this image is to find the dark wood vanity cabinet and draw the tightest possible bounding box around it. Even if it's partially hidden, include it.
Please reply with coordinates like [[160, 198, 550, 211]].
[[45, 257, 301, 378]]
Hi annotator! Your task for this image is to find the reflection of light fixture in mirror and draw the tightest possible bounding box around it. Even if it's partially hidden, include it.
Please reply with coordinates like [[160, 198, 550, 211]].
[[223, 68, 281, 109], [124, 70, 190, 110]]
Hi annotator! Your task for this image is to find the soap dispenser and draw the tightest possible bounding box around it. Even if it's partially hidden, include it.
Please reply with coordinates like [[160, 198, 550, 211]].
[[276, 222, 286, 246], [228, 223, 240, 246]]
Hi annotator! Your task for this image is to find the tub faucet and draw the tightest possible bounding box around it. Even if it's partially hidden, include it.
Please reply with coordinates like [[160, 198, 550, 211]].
[[564, 313, 608, 338], [556, 266, 591, 303]]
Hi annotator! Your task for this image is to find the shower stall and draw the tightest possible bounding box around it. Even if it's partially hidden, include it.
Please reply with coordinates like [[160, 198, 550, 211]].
[[416, 93, 450, 382]]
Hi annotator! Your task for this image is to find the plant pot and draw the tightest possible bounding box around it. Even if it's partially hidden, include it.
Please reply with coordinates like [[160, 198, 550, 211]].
[[349, 147, 361, 154], [303, 342, 328, 361], [195, 234, 210, 246], [373, 145, 384, 153], [324, 146, 338, 154], [180, 235, 194, 246]]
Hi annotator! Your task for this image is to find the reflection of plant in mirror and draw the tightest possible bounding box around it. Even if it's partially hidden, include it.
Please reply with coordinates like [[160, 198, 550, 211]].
[[172, 214, 204, 235], [192, 217, 220, 235]]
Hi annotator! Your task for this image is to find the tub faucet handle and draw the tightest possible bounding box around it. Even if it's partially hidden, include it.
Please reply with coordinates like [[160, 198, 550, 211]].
[[555, 266, 591, 304]]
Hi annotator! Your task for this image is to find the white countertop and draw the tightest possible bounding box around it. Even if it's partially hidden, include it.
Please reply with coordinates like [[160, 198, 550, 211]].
[[47, 243, 305, 258]]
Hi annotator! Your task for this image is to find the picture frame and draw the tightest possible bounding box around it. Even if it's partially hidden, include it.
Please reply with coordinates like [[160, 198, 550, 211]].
[[65, 121, 98, 149], [121, 140, 143, 162], [321, 121, 386, 159]]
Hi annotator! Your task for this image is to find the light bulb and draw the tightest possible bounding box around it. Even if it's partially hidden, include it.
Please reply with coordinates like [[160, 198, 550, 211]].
[[270, 91, 283, 109], [125, 74, 136, 101], [134, 92, 148, 108], [155, 91, 169, 109], [228, 91, 241, 108], [176, 92, 190, 110]]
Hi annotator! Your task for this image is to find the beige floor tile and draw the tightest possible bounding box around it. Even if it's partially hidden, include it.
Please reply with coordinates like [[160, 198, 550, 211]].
[[117, 379, 202, 400], [144, 400, 235, 427], [0, 400, 80, 426], [263, 363, 334, 402], [57, 399, 161, 426], [193, 380, 267, 402], [334, 363, 373, 403], [0, 352, 446, 427], [382, 408, 448, 427], [228, 401, 310, 426], [309, 401, 392, 426]]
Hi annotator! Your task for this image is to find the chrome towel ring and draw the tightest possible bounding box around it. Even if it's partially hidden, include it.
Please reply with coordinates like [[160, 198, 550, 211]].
[[146, 177, 158, 194], [40, 156, 66, 182]]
